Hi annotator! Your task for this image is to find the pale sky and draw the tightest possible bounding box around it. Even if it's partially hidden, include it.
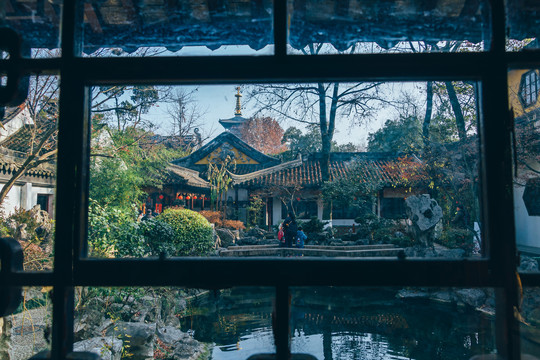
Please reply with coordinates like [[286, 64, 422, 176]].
[[150, 83, 418, 148]]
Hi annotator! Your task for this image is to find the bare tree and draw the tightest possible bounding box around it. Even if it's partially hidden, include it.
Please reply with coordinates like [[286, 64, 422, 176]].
[[249, 81, 384, 181], [165, 88, 214, 145], [0, 75, 59, 205]]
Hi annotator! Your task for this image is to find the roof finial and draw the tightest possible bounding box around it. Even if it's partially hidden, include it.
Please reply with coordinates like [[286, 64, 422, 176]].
[[234, 87, 242, 116]]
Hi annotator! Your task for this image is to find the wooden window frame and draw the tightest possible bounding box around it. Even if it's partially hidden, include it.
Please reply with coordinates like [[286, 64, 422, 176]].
[[1, 0, 539, 359]]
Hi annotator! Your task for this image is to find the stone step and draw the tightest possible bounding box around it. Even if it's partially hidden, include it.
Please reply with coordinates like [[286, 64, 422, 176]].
[[219, 247, 404, 257], [304, 244, 397, 251], [226, 244, 397, 251]]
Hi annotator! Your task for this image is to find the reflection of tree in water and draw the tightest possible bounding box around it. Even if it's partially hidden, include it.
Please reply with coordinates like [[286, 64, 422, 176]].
[[179, 287, 274, 345], [179, 287, 496, 359]]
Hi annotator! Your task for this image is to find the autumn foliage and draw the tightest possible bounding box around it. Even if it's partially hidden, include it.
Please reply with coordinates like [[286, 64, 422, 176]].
[[240, 116, 287, 155], [198, 210, 246, 230]]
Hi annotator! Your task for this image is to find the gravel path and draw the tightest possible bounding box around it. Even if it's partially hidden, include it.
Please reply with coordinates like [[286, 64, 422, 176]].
[[7, 307, 50, 360]]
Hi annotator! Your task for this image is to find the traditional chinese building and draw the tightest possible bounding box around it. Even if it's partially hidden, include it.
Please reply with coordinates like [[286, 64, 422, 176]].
[[508, 64, 540, 254], [147, 122, 427, 229], [0, 106, 56, 216]]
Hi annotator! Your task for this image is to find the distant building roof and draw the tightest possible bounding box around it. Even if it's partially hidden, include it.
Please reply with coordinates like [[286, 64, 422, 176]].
[[0, 148, 56, 180], [231, 152, 427, 189], [172, 131, 280, 172]]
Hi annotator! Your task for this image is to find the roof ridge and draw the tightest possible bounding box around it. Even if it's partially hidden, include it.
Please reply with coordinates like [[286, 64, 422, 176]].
[[230, 154, 302, 185]]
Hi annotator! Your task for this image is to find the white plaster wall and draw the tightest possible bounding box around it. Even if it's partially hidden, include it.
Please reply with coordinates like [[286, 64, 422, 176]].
[[237, 189, 248, 202], [1, 185, 22, 214], [273, 197, 282, 226], [331, 219, 356, 226], [317, 199, 324, 221], [0, 183, 55, 215], [21, 183, 33, 210], [514, 186, 540, 252]]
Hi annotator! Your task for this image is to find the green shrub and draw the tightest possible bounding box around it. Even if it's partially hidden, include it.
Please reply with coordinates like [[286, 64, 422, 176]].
[[140, 219, 176, 257], [437, 227, 475, 255], [157, 208, 214, 256], [88, 199, 135, 257], [299, 216, 327, 234], [114, 222, 147, 258]]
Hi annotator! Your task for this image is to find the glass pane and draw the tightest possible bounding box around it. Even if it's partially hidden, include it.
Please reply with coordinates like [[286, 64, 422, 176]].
[[509, 69, 540, 268], [74, 287, 275, 359], [0, 0, 62, 57], [521, 288, 540, 358], [288, 0, 491, 54], [81, 0, 274, 57], [0, 74, 58, 271], [290, 287, 496, 359], [87, 81, 482, 259], [506, 0, 539, 51], [1, 287, 53, 359]]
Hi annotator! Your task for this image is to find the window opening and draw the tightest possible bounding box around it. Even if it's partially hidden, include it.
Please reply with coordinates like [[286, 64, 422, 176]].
[[519, 70, 540, 108], [87, 82, 483, 260], [510, 69, 540, 268], [0, 74, 58, 272]]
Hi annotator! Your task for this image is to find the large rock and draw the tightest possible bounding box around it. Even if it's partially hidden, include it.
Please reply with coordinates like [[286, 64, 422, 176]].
[[405, 194, 443, 248], [157, 326, 186, 345], [74, 309, 107, 341], [403, 245, 438, 258], [106, 322, 156, 360], [455, 289, 487, 308], [215, 228, 236, 247], [520, 256, 539, 272], [236, 236, 258, 245], [246, 226, 267, 239], [172, 336, 206, 360], [73, 336, 123, 360]]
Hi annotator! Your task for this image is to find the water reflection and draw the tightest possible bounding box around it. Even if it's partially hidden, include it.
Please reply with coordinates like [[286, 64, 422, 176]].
[[179, 287, 497, 360]]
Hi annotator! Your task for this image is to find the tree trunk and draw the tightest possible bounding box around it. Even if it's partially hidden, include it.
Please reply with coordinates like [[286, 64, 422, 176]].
[[318, 83, 339, 183], [423, 81, 434, 151], [318, 83, 331, 182], [445, 81, 467, 142]]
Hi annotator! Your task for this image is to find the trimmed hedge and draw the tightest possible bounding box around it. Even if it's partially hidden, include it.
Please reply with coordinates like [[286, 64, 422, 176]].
[[157, 208, 214, 256]]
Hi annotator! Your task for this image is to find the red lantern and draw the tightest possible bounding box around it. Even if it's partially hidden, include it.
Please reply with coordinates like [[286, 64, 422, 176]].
[[296, 197, 301, 201], [193, 196, 198, 200], [186, 196, 191, 200], [178, 195, 183, 200], [159, 194, 164, 200]]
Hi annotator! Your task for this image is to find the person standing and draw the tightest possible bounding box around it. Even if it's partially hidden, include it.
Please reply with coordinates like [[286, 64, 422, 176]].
[[296, 226, 307, 248], [283, 211, 297, 248]]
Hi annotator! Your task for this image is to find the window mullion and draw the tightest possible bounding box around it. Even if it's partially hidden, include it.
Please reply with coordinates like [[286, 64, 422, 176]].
[[273, 0, 288, 58], [483, 0, 520, 358], [52, 0, 85, 357], [275, 285, 290, 358]]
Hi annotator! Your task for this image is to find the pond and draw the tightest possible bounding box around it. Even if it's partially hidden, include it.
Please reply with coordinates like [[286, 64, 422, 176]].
[[178, 287, 500, 360]]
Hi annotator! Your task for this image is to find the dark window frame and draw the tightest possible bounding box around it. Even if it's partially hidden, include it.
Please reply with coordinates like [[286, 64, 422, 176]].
[[519, 69, 540, 108], [281, 200, 318, 220], [1, 1, 536, 359], [380, 197, 407, 219]]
